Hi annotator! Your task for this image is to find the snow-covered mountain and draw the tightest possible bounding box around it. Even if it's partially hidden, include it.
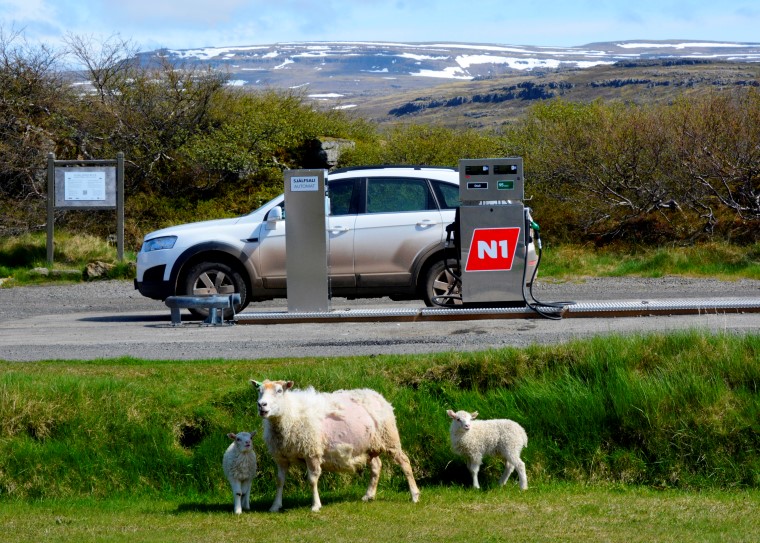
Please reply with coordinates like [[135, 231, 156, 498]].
[[138, 40, 760, 125], [148, 40, 760, 81]]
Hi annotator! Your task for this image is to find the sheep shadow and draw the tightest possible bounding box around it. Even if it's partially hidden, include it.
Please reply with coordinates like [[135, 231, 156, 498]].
[[174, 489, 373, 514], [174, 497, 273, 514]]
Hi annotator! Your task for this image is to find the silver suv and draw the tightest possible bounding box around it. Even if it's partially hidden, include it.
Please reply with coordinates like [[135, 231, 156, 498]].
[[135, 165, 462, 315]]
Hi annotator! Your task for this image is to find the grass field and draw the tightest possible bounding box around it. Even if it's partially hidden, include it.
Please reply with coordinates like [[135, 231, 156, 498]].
[[2, 332, 759, 542], [1, 485, 758, 542]]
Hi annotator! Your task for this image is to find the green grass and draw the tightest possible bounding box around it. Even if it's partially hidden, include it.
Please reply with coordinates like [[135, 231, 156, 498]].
[[1, 485, 758, 543], [0, 231, 135, 286], [2, 333, 759, 497], [1, 332, 759, 541], [538, 242, 760, 280]]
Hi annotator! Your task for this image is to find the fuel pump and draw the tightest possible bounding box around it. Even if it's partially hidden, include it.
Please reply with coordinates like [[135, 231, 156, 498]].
[[435, 158, 568, 318]]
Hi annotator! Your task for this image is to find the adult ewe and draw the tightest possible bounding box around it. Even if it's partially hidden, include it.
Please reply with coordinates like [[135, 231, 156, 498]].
[[252, 379, 420, 512], [223, 431, 257, 514], [447, 409, 528, 490]]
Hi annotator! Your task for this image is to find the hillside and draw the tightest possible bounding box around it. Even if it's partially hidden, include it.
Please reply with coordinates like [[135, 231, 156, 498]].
[[359, 59, 760, 129], [143, 40, 760, 128]]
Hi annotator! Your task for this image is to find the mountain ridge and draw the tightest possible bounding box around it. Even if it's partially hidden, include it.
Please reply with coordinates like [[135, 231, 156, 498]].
[[138, 40, 760, 128]]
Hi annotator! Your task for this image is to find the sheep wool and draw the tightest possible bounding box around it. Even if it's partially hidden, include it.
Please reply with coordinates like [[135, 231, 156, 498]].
[[447, 409, 528, 490], [252, 379, 420, 512], [223, 431, 257, 514]]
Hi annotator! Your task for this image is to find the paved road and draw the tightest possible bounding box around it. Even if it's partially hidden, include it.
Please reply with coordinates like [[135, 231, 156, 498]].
[[0, 278, 758, 361]]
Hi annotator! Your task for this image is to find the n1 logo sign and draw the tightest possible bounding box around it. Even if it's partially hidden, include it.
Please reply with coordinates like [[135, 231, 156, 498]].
[[465, 227, 521, 272]]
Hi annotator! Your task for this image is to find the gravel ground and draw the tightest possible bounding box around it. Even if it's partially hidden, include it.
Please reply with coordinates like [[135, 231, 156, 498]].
[[1, 276, 758, 320], [0, 277, 758, 361]]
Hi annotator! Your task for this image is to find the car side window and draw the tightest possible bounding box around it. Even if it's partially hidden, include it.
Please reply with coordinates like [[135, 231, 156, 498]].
[[431, 180, 461, 210], [328, 179, 357, 216], [366, 177, 434, 213]]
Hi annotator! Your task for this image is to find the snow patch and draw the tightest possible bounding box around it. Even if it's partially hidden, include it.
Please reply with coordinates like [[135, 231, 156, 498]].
[[167, 45, 269, 60], [413, 67, 471, 80], [274, 58, 294, 70], [617, 42, 758, 49]]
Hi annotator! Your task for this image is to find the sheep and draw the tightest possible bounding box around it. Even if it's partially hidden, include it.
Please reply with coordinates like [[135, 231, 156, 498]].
[[447, 409, 528, 490], [252, 379, 420, 512], [223, 431, 257, 514]]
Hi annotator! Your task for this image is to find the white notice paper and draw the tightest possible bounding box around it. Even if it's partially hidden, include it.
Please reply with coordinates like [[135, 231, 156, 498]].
[[64, 171, 106, 201]]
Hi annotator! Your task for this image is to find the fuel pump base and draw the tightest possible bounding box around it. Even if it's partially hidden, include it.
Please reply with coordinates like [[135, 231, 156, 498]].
[[460, 203, 528, 304]]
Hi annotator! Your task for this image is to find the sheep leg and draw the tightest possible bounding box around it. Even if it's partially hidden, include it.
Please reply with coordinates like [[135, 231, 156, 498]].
[[230, 480, 243, 515], [241, 478, 252, 511], [499, 461, 515, 486], [468, 458, 482, 489], [305, 457, 323, 512], [389, 448, 420, 503], [515, 457, 528, 490], [363, 455, 382, 502], [270, 462, 289, 512]]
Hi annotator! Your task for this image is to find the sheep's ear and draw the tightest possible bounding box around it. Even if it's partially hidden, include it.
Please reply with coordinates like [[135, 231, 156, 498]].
[[251, 379, 262, 389], [285, 381, 294, 390], [471, 411, 479, 419], [447, 409, 456, 419], [227, 433, 237, 440]]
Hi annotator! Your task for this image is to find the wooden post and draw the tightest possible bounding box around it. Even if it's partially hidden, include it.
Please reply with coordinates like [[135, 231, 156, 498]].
[[46, 153, 55, 266], [117, 152, 124, 261]]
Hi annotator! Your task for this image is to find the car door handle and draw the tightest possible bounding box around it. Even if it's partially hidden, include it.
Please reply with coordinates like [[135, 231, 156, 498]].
[[329, 225, 351, 233], [417, 219, 438, 227]]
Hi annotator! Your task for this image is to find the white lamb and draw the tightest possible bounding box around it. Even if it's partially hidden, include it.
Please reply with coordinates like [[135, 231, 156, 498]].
[[447, 409, 528, 490], [252, 379, 420, 512], [223, 431, 257, 514]]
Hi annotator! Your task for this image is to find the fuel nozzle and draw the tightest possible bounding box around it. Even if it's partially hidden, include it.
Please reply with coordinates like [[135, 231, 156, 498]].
[[530, 220, 542, 249]]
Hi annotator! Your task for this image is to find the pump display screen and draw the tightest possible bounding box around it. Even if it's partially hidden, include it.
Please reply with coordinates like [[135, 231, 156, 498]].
[[465, 165, 490, 176], [459, 157, 524, 201], [494, 164, 518, 175]]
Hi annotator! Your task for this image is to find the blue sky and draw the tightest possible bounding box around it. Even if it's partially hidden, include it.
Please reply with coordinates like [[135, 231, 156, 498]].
[[1, 0, 759, 53]]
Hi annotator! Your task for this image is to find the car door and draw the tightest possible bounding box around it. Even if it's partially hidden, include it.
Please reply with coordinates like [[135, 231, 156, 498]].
[[325, 179, 358, 288], [257, 179, 357, 290], [353, 176, 445, 287]]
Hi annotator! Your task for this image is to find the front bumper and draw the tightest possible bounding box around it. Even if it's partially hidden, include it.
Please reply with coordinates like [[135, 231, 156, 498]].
[[134, 264, 172, 300]]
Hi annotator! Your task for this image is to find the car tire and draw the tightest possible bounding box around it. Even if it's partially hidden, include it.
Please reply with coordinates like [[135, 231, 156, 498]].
[[182, 261, 249, 318], [423, 257, 462, 307]]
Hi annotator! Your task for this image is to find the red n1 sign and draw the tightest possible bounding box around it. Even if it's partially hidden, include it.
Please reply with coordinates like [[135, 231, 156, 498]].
[[465, 227, 521, 272]]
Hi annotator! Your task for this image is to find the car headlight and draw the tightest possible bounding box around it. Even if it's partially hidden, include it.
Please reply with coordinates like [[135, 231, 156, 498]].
[[141, 236, 177, 252]]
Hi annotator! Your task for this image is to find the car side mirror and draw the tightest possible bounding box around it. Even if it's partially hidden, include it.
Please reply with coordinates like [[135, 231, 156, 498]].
[[266, 206, 283, 230]]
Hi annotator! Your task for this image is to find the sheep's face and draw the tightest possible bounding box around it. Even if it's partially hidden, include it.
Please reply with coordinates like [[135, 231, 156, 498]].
[[253, 379, 294, 418], [228, 431, 254, 453], [447, 409, 478, 431]]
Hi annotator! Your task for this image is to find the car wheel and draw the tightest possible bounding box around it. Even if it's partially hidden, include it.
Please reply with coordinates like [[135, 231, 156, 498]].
[[423, 258, 462, 307], [182, 261, 249, 318]]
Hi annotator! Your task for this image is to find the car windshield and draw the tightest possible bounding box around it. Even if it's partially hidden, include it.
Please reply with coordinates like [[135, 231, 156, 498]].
[[245, 195, 284, 217]]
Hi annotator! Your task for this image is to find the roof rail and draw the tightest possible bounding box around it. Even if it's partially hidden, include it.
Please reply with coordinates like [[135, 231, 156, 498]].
[[330, 164, 457, 174]]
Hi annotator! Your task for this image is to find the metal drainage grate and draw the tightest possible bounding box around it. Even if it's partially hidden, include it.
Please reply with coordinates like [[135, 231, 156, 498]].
[[235, 297, 760, 324]]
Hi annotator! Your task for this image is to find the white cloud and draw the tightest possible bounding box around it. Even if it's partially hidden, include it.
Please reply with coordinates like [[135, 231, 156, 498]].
[[0, 0, 52, 24], [1, 0, 759, 53]]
